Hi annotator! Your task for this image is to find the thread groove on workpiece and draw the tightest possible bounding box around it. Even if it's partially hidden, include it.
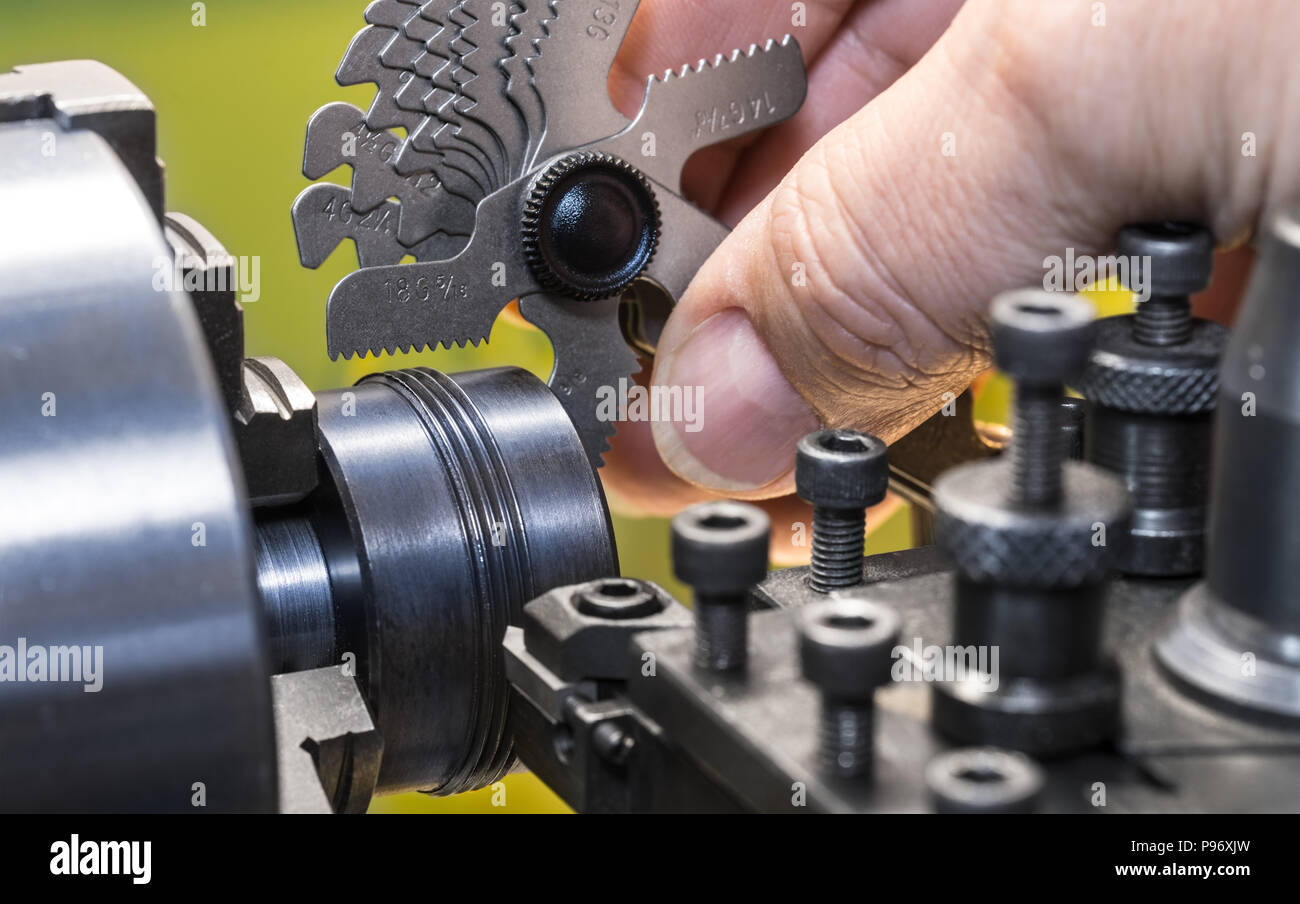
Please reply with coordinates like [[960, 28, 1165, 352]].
[[1133, 296, 1193, 346], [810, 509, 866, 592], [1011, 388, 1064, 507], [820, 702, 874, 778], [693, 597, 748, 671], [367, 367, 525, 793]]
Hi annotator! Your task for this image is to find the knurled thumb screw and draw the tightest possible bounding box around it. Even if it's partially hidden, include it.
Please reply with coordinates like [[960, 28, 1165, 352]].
[[795, 430, 889, 592], [990, 290, 1096, 508], [1120, 221, 1214, 347], [671, 501, 771, 671], [798, 597, 900, 779]]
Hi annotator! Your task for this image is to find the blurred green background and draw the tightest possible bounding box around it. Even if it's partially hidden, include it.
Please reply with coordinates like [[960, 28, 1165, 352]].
[[0, 0, 1130, 813]]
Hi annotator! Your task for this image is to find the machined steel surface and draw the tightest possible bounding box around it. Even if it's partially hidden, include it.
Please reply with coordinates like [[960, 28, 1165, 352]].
[[931, 292, 1130, 757], [0, 57, 626, 812], [671, 501, 771, 672], [924, 747, 1045, 814], [0, 60, 164, 221], [798, 597, 900, 779], [795, 430, 890, 593], [0, 115, 275, 812], [1156, 203, 1300, 718], [305, 366, 618, 795], [4, 36, 1299, 820]]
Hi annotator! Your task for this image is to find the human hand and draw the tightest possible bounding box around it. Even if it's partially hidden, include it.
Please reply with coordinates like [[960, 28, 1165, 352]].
[[599, 0, 1296, 555]]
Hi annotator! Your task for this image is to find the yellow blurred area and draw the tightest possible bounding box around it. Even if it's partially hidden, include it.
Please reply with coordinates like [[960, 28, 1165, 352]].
[[367, 773, 572, 814]]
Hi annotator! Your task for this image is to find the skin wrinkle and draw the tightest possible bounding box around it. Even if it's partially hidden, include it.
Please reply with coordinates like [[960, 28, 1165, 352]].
[[793, 156, 915, 355], [820, 130, 950, 362], [859, 175, 986, 361], [772, 161, 926, 392], [753, 48, 1000, 428], [819, 86, 982, 378], [849, 67, 1004, 356]]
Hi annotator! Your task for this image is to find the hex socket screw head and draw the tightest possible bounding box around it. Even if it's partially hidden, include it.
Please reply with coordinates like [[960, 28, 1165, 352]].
[[989, 290, 1096, 508], [571, 578, 664, 620], [990, 290, 1095, 388], [1119, 221, 1214, 295], [795, 429, 889, 593], [1119, 221, 1214, 346], [925, 747, 1045, 814], [798, 597, 901, 779], [671, 501, 771, 671]]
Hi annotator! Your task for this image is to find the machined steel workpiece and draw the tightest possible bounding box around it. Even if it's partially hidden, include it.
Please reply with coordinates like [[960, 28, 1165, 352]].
[[1156, 204, 1300, 720], [798, 597, 900, 779], [795, 429, 890, 592], [257, 366, 619, 796], [1077, 222, 1227, 576], [672, 501, 771, 672], [1059, 397, 1086, 460], [932, 290, 1131, 757], [292, 0, 808, 467]]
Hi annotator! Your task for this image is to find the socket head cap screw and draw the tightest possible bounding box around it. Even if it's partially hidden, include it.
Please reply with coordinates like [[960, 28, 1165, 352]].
[[990, 290, 1095, 386], [795, 429, 889, 510], [798, 597, 900, 700], [671, 501, 770, 596], [1117, 221, 1214, 297]]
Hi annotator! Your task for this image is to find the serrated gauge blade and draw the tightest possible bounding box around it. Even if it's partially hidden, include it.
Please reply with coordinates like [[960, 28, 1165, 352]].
[[527, 0, 639, 164], [293, 183, 470, 269], [336, 24, 427, 133], [595, 36, 807, 193], [518, 294, 641, 469], [326, 183, 541, 358], [300, 102, 477, 246]]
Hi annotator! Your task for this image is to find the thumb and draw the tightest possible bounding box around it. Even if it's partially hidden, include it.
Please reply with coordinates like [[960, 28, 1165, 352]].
[[649, 0, 1294, 496]]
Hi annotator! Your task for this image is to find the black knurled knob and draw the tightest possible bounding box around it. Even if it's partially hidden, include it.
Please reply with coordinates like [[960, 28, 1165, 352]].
[[522, 152, 660, 301]]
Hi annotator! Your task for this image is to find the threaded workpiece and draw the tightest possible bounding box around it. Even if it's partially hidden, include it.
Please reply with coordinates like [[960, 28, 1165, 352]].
[[1010, 386, 1065, 507], [1133, 295, 1193, 346], [820, 700, 874, 778], [810, 507, 866, 591], [693, 596, 748, 671]]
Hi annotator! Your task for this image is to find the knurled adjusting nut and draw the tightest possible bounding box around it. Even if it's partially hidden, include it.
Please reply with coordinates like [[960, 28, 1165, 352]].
[[1076, 318, 1228, 415], [522, 151, 661, 301], [934, 461, 1132, 589]]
